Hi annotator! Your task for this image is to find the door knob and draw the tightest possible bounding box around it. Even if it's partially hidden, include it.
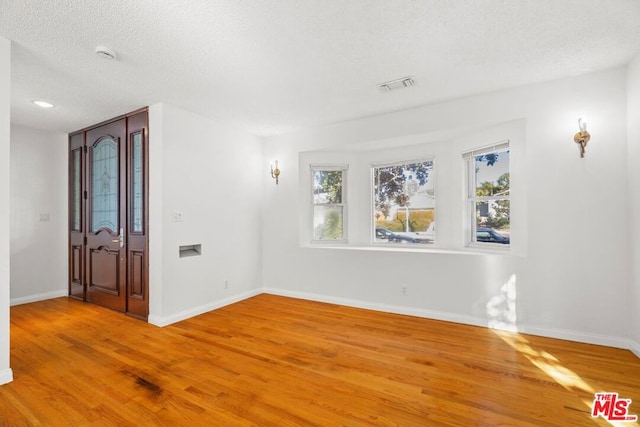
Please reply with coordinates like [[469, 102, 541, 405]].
[[111, 228, 124, 248]]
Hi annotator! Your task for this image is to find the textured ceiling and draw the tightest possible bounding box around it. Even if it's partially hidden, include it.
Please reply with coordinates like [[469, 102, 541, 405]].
[[1, 0, 640, 136]]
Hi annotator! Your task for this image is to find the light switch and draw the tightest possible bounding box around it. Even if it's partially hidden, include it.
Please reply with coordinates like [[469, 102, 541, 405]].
[[172, 211, 183, 222]]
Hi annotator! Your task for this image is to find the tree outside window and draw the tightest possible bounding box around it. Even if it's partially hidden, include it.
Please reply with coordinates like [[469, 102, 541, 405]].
[[465, 144, 510, 246], [312, 166, 346, 241], [373, 159, 435, 244]]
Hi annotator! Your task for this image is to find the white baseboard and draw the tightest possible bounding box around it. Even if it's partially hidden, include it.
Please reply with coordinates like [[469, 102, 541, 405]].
[[10, 290, 68, 306], [629, 339, 640, 359], [516, 324, 634, 351], [148, 289, 262, 327], [263, 287, 488, 328], [20, 286, 634, 358], [0, 368, 13, 386], [263, 287, 639, 358]]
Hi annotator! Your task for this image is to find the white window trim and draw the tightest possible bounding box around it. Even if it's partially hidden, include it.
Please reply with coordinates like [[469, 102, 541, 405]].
[[371, 156, 435, 168], [310, 164, 348, 244], [464, 141, 510, 249], [462, 141, 510, 160], [371, 156, 436, 246]]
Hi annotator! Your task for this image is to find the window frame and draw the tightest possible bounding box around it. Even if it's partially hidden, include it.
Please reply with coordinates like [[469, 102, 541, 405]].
[[371, 156, 436, 246], [310, 164, 348, 243], [463, 141, 510, 249]]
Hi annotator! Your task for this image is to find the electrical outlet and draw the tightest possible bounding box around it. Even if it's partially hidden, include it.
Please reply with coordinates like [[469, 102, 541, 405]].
[[172, 211, 183, 222], [39, 213, 50, 222], [224, 280, 229, 289], [401, 286, 408, 296]]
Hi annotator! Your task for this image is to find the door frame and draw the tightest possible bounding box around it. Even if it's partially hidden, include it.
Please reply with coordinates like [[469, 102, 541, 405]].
[[68, 107, 149, 320]]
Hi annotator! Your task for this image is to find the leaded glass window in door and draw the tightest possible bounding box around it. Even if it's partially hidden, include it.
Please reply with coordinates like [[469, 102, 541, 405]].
[[91, 137, 119, 232], [131, 132, 143, 233], [71, 149, 82, 231]]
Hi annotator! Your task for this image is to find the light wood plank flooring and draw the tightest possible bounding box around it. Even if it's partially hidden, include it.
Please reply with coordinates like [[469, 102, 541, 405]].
[[0, 294, 639, 426]]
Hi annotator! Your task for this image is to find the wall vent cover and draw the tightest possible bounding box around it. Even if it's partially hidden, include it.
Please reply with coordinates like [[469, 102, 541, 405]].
[[378, 76, 415, 92]]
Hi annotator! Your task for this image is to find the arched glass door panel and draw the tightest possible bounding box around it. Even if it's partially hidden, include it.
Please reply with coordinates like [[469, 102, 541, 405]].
[[91, 137, 119, 233]]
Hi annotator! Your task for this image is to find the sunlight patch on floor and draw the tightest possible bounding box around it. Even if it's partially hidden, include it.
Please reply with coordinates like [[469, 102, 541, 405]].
[[495, 331, 639, 426], [485, 274, 639, 426], [493, 330, 593, 393]]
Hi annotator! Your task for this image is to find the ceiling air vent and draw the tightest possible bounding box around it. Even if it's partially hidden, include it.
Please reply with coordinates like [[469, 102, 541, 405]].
[[378, 76, 415, 92]]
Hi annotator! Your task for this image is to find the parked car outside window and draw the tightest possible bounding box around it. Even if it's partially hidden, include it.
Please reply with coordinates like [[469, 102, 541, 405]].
[[476, 227, 510, 244], [376, 227, 415, 243], [375, 227, 433, 244]]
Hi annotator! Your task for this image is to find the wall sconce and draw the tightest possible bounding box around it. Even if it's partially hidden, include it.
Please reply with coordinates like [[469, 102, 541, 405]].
[[573, 117, 590, 158], [270, 161, 280, 184]]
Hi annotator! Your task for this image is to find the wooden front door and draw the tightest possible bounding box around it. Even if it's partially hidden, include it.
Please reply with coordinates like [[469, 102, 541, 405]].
[[69, 109, 149, 320], [85, 119, 127, 312]]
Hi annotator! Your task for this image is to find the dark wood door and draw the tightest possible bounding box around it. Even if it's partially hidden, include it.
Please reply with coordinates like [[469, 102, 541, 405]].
[[125, 111, 149, 319], [85, 119, 127, 312], [68, 132, 85, 301], [69, 109, 149, 319]]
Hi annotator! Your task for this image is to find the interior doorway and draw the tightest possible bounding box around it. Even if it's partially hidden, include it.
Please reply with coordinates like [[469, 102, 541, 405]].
[[68, 108, 149, 320]]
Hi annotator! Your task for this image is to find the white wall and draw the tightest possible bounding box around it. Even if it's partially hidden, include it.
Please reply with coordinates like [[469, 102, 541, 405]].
[[3, 101, 264, 330], [627, 55, 640, 357], [10, 125, 68, 305], [263, 67, 632, 349], [148, 103, 264, 325], [2, 58, 636, 378], [0, 37, 13, 385], [297, 119, 526, 255]]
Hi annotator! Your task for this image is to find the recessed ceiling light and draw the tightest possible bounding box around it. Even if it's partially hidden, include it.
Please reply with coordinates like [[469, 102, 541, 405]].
[[95, 45, 117, 60], [33, 100, 54, 109], [378, 76, 416, 92]]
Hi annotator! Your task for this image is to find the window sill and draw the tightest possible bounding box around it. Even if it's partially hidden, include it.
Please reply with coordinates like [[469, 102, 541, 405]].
[[302, 242, 513, 256]]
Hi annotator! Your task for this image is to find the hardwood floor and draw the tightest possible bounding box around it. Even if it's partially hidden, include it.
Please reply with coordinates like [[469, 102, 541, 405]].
[[1, 294, 639, 426]]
